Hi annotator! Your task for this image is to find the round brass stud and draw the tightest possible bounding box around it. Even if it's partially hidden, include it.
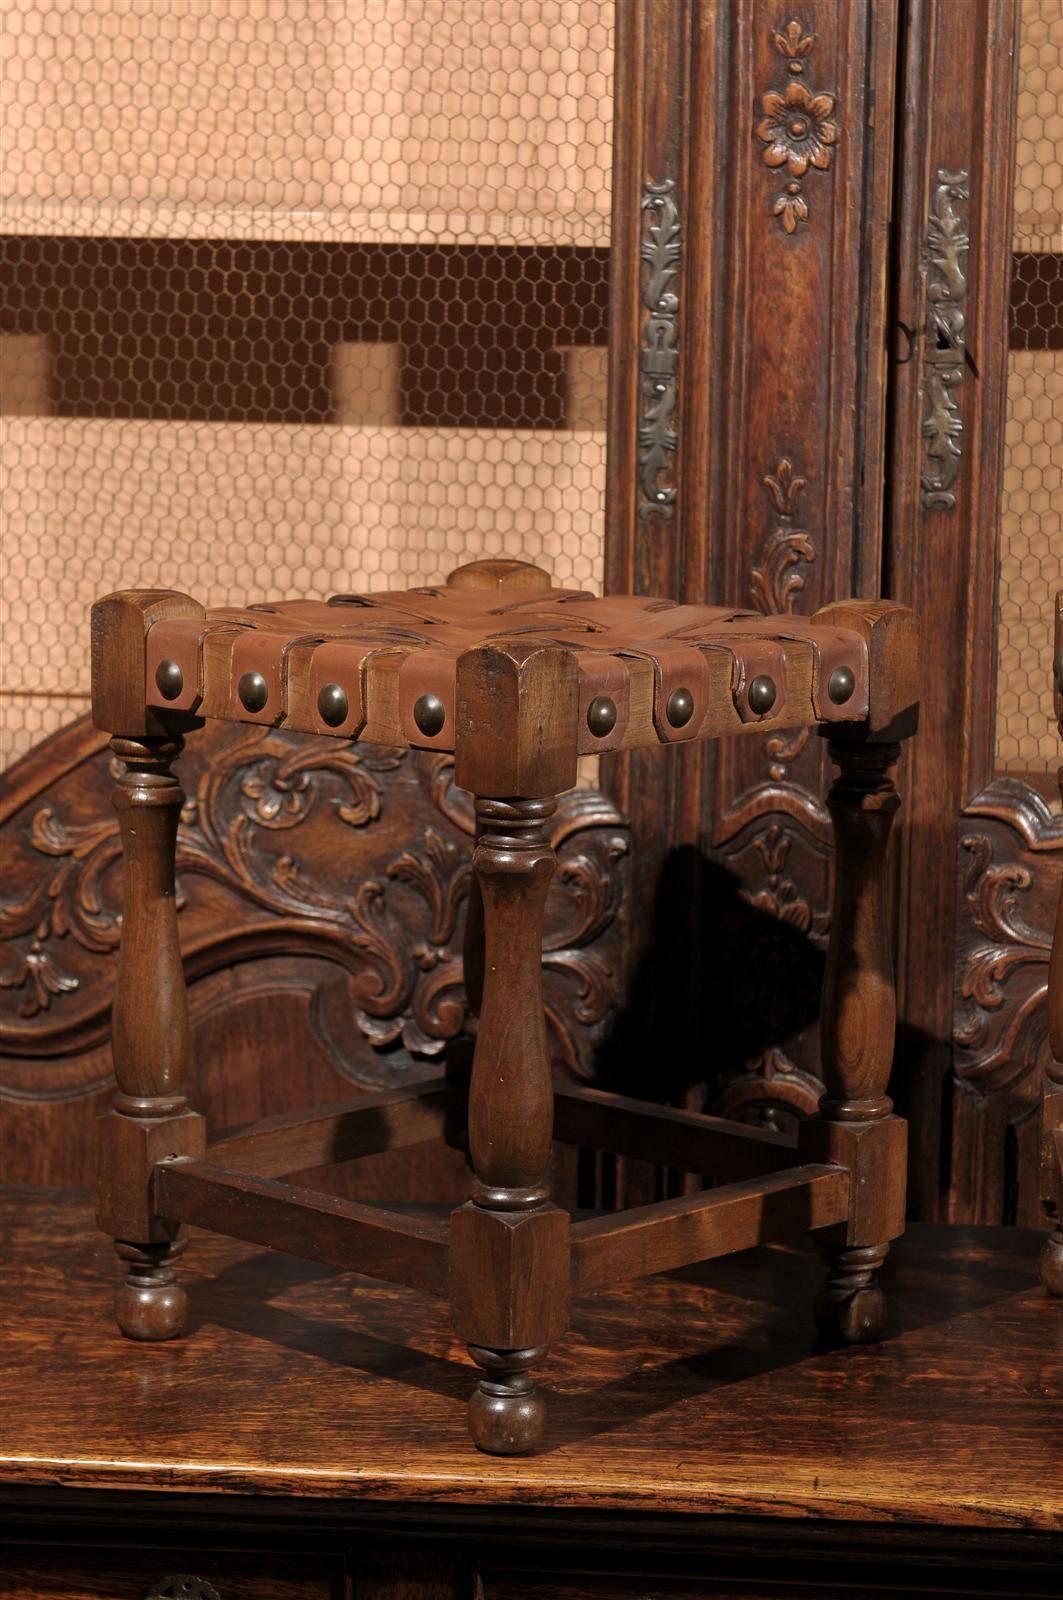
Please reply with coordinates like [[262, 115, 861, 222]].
[[238, 670, 269, 713], [748, 674, 777, 714], [586, 695, 617, 738], [317, 682, 349, 727], [413, 692, 446, 737], [666, 686, 694, 728], [155, 659, 184, 701], [828, 664, 856, 705]]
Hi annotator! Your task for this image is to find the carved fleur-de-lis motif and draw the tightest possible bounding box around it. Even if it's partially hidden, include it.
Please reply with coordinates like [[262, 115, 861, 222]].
[[773, 19, 816, 58], [763, 456, 807, 518], [0, 939, 79, 1019], [772, 188, 809, 233], [745, 823, 830, 948]]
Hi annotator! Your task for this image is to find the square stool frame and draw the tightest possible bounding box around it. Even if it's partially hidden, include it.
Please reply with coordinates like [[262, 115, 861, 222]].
[[92, 559, 919, 1454]]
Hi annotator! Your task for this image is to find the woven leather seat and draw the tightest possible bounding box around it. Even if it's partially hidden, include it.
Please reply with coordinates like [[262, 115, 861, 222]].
[[105, 559, 876, 759]]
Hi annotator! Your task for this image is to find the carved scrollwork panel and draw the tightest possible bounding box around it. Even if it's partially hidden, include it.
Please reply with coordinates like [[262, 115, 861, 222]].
[[0, 719, 630, 1114], [954, 782, 1062, 1107], [951, 784, 1062, 1224], [947, 800, 1056, 1222]]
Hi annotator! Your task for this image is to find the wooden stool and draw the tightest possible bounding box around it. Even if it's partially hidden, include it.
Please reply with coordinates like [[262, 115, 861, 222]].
[[91, 558, 919, 1455], [1042, 593, 1063, 1296]]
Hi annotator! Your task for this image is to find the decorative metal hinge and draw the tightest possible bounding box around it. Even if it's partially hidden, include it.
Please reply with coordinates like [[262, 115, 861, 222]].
[[637, 178, 680, 522], [921, 168, 970, 512]]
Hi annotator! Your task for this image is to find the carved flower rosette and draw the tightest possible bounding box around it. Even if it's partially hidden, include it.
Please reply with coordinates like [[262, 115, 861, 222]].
[[757, 81, 839, 181], [755, 20, 839, 234]]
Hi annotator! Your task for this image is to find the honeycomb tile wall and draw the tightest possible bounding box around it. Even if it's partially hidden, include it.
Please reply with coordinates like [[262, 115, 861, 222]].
[[996, 0, 1063, 782], [1013, 0, 1063, 245], [1, 0, 613, 246], [0, 1, 614, 768]]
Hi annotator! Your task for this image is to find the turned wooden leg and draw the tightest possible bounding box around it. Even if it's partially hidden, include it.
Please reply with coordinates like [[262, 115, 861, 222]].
[[1041, 843, 1063, 1296], [1042, 629, 1063, 1296], [1041, 1036, 1063, 1292], [442, 812, 484, 1159], [97, 734, 205, 1340], [802, 735, 907, 1344], [449, 796, 570, 1454]]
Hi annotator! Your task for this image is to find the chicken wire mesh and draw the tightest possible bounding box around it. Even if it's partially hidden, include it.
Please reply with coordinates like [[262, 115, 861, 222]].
[[0, 0, 614, 767], [995, 0, 1062, 782]]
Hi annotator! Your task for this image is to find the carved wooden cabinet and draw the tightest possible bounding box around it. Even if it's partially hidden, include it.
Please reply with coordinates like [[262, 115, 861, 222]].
[[1, 0, 1060, 1228], [602, 0, 1062, 1226]]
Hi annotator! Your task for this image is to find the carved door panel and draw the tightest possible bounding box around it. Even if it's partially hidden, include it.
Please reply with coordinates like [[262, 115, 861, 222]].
[[604, 0, 900, 1154], [605, 0, 1060, 1227], [887, 0, 1062, 1225]]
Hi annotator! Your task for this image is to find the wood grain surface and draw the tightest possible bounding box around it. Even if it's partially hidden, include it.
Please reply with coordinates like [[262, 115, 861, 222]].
[[0, 1191, 1059, 1533]]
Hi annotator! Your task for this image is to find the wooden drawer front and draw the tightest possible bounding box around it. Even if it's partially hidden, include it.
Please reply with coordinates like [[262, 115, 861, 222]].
[[0, 1547, 345, 1600]]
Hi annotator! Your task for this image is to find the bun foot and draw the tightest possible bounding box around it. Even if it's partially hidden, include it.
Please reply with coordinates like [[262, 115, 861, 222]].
[[114, 1238, 189, 1341], [815, 1242, 889, 1345], [467, 1345, 547, 1455], [1040, 1227, 1063, 1297]]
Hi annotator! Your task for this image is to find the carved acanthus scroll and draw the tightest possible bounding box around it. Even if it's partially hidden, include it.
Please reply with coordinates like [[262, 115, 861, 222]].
[[744, 822, 830, 951], [637, 178, 680, 521], [753, 457, 814, 616], [0, 722, 630, 1100], [955, 826, 1053, 1096]]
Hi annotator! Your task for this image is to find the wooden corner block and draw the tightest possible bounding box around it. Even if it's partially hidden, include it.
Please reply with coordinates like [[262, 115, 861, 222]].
[[449, 1202, 570, 1349], [454, 639, 579, 798], [96, 1108, 206, 1242], [446, 558, 553, 593], [812, 599, 920, 738], [91, 590, 205, 735], [798, 1114, 907, 1245]]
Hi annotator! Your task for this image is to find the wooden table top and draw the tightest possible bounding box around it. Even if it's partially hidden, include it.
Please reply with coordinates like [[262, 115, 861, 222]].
[[1, 1190, 1060, 1533]]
